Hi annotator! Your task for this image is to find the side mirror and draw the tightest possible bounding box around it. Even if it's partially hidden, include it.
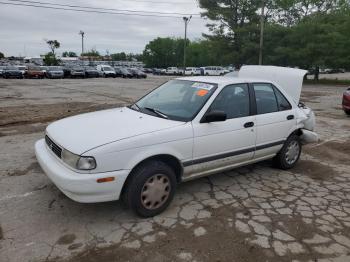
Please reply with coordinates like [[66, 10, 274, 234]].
[[201, 110, 227, 123]]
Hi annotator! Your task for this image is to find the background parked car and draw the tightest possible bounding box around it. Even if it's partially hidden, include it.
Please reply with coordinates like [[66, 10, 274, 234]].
[[17, 65, 27, 76], [129, 68, 147, 78], [119, 67, 133, 78], [143, 68, 153, 73], [25, 66, 45, 78], [202, 66, 225, 76], [114, 67, 124, 77], [84, 67, 100, 78], [152, 68, 162, 75], [70, 67, 86, 78], [63, 66, 72, 78], [166, 67, 179, 75], [3, 66, 23, 78], [342, 87, 350, 115], [96, 65, 116, 78], [184, 67, 201, 76], [0, 66, 5, 77], [46, 66, 64, 79]]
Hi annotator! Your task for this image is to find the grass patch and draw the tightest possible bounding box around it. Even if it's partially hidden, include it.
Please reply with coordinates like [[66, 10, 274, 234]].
[[305, 79, 350, 85]]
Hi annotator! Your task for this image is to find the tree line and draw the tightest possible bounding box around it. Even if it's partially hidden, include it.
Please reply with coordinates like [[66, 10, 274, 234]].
[[143, 0, 350, 70]]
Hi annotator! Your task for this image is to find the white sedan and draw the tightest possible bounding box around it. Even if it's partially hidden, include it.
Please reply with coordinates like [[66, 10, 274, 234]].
[[35, 66, 317, 217]]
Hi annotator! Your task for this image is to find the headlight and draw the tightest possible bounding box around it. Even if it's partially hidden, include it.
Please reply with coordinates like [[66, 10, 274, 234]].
[[61, 149, 96, 170], [77, 156, 96, 170]]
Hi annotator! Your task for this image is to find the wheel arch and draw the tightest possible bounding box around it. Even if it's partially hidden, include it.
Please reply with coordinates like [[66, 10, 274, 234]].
[[120, 154, 183, 199]]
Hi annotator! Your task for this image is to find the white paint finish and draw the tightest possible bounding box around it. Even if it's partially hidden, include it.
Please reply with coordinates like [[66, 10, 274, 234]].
[[35, 139, 129, 202], [46, 107, 185, 154], [239, 65, 307, 103], [35, 68, 317, 204]]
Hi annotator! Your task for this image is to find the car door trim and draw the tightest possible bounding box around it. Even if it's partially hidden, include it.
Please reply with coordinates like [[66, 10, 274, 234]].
[[182, 140, 285, 167]]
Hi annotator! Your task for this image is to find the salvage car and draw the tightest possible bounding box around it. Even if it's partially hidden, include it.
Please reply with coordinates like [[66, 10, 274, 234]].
[[70, 66, 85, 78], [119, 67, 133, 78], [96, 65, 116, 78], [129, 68, 147, 78], [35, 66, 317, 217], [84, 67, 100, 78], [46, 66, 64, 79], [0, 66, 5, 77], [3, 66, 24, 78], [25, 65, 45, 78], [342, 87, 350, 115]]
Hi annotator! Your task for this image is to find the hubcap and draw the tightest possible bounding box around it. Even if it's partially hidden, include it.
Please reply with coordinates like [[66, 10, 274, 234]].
[[141, 174, 170, 210], [285, 140, 300, 165]]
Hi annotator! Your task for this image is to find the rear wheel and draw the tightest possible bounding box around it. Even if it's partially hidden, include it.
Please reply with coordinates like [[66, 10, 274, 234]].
[[274, 135, 301, 170], [123, 161, 176, 217], [345, 110, 350, 115]]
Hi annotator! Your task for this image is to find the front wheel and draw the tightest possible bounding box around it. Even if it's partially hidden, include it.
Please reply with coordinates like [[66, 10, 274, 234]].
[[274, 135, 301, 170], [123, 161, 176, 217], [345, 110, 350, 116]]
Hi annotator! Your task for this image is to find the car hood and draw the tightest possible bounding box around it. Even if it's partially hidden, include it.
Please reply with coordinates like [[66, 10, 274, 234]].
[[239, 65, 307, 103], [46, 107, 185, 154]]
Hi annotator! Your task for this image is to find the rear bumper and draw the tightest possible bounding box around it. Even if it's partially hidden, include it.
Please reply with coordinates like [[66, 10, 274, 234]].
[[35, 139, 130, 203]]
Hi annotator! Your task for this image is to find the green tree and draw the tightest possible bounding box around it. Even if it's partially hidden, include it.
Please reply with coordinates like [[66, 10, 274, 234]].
[[62, 51, 77, 57], [81, 48, 100, 57], [46, 40, 60, 55], [143, 37, 186, 68], [111, 52, 127, 61], [0, 52, 4, 59], [43, 52, 60, 66]]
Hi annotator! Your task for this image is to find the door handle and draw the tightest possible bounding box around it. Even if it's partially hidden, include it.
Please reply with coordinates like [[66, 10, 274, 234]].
[[244, 122, 254, 128], [287, 115, 295, 120]]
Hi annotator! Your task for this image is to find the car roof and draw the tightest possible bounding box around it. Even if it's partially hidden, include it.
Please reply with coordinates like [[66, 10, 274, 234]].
[[176, 76, 268, 86]]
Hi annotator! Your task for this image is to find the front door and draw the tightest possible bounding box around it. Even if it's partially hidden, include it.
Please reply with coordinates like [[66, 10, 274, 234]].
[[185, 83, 256, 178]]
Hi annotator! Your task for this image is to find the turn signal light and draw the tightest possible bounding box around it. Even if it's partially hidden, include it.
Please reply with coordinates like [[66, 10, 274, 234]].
[[97, 177, 115, 183]]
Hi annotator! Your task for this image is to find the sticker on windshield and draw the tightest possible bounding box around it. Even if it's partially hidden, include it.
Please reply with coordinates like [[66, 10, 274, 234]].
[[196, 89, 209, 97], [192, 82, 214, 90]]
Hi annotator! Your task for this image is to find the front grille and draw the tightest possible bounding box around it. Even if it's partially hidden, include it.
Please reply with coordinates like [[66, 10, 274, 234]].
[[45, 135, 62, 158]]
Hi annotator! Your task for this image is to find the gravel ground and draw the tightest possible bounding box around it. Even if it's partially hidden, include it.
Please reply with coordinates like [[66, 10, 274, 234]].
[[0, 76, 349, 262]]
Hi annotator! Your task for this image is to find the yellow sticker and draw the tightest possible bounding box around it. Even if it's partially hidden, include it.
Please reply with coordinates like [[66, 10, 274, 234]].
[[197, 89, 209, 96]]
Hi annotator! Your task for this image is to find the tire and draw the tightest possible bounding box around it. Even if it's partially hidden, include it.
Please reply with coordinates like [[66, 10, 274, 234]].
[[345, 110, 350, 116], [274, 135, 301, 170], [123, 161, 177, 217]]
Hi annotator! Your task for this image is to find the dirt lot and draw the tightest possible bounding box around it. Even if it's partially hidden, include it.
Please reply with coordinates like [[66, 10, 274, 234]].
[[0, 77, 349, 262]]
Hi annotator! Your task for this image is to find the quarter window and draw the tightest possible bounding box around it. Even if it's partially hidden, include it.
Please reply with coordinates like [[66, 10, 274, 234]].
[[253, 84, 279, 114], [273, 86, 292, 111], [209, 84, 250, 119]]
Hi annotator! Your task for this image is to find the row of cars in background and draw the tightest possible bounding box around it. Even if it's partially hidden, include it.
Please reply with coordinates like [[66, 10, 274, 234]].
[[0, 65, 147, 79], [152, 66, 231, 76]]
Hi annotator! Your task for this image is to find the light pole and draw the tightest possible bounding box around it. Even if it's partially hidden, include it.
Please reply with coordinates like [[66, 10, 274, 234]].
[[183, 15, 192, 75], [79, 30, 85, 55], [258, 1, 265, 65]]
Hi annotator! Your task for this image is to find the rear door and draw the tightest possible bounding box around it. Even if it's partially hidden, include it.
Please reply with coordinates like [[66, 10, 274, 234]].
[[252, 83, 296, 159]]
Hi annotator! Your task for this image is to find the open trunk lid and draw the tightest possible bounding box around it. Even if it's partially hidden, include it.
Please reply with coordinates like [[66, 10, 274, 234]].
[[239, 65, 307, 103]]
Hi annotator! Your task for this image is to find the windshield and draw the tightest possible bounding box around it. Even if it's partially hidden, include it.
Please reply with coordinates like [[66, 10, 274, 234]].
[[49, 67, 62, 70], [135, 80, 217, 122], [17, 66, 26, 70], [103, 66, 113, 71]]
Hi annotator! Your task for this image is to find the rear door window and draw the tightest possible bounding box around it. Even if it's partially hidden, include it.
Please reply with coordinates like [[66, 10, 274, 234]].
[[273, 86, 292, 111], [253, 84, 279, 114]]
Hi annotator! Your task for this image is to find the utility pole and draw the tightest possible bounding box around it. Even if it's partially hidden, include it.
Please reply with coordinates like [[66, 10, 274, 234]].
[[183, 16, 192, 75], [79, 30, 85, 55], [258, 1, 265, 65]]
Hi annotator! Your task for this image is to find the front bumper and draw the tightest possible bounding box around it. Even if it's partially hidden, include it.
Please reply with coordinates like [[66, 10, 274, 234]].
[[35, 139, 130, 203]]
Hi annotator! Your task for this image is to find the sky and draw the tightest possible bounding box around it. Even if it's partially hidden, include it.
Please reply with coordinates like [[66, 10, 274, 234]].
[[0, 0, 209, 57]]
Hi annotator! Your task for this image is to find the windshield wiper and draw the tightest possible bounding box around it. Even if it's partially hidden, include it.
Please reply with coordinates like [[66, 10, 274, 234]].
[[144, 107, 169, 119]]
